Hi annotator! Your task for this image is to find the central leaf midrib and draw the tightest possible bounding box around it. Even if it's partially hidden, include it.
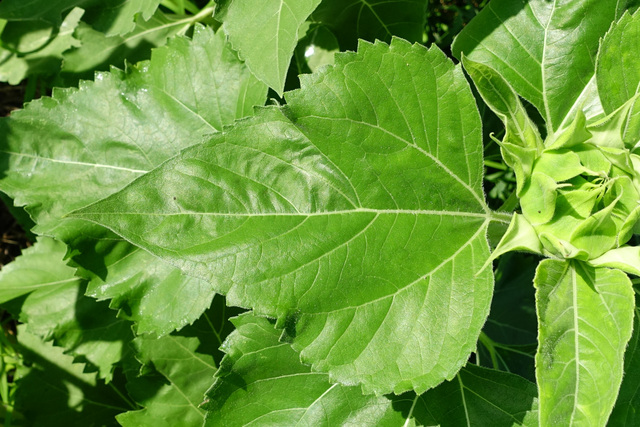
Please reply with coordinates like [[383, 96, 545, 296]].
[[78, 208, 491, 218]]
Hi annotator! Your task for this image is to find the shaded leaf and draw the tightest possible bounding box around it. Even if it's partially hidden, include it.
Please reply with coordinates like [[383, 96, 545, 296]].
[[0, 0, 163, 36], [117, 305, 223, 427], [14, 325, 129, 426], [0, 8, 82, 84], [72, 38, 496, 394], [534, 260, 634, 425], [310, 0, 427, 51], [0, 237, 132, 381]]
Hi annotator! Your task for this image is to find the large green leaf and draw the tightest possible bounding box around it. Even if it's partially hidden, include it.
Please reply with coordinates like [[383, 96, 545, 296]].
[[14, 325, 130, 426], [72, 38, 501, 394], [609, 302, 640, 426], [309, 0, 427, 51], [452, 0, 621, 135], [0, 237, 132, 381], [215, 0, 322, 95], [0, 0, 163, 36], [0, 25, 267, 335], [206, 313, 538, 426], [534, 260, 634, 425], [116, 306, 222, 427], [0, 8, 82, 84]]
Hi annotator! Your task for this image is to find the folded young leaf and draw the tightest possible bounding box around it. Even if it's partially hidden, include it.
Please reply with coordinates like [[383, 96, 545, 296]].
[[216, 0, 322, 95], [71, 38, 496, 395], [206, 313, 539, 426], [60, 8, 209, 83], [534, 260, 634, 425], [453, 0, 620, 135], [0, 25, 267, 336]]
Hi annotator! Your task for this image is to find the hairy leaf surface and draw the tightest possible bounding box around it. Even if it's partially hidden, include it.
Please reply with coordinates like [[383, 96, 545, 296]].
[[534, 260, 634, 425], [0, 26, 267, 335], [73, 38, 496, 394]]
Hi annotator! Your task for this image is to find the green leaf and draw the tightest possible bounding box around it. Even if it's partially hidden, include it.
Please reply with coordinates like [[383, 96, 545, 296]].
[[0, 8, 82, 84], [60, 8, 211, 83], [14, 325, 130, 426], [0, 0, 163, 36], [216, 0, 322, 95], [534, 260, 634, 425], [206, 313, 538, 426], [0, 237, 132, 381], [310, 0, 427, 51], [453, 0, 619, 135], [0, 237, 80, 304], [116, 308, 221, 427], [0, 25, 267, 335], [597, 9, 640, 146], [609, 302, 640, 426], [72, 38, 495, 394]]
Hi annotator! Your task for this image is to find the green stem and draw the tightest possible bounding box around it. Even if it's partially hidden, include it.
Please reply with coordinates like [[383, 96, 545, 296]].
[[484, 160, 507, 171], [478, 332, 500, 370], [109, 383, 137, 410]]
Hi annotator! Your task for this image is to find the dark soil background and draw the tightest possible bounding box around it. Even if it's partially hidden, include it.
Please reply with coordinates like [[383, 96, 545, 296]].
[[0, 83, 31, 270]]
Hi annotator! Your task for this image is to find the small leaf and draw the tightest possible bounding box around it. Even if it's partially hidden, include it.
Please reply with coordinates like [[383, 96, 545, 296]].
[[216, 0, 322, 95], [534, 260, 634, 425]]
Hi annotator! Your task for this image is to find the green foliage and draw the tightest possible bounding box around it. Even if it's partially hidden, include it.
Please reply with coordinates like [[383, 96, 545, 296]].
[[0, 0, 638, 426]]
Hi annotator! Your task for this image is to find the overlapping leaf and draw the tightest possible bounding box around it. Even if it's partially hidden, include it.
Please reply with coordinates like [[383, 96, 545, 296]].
[[117, 306, 223, 427], [72, 38, 499, 394], [0, 237, 132, 381], [534, 260, 634, 425], [0, 0, 163, 36], [14, 325, 130, 426], [0, 8, 82, 84], [60, 7, 214, 83], [310, 0, 427, 51], [453, 0, 626, 134], [206, 313, 538, 426], [215, 0, 322, 94], [0, 25, 267, 335]]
